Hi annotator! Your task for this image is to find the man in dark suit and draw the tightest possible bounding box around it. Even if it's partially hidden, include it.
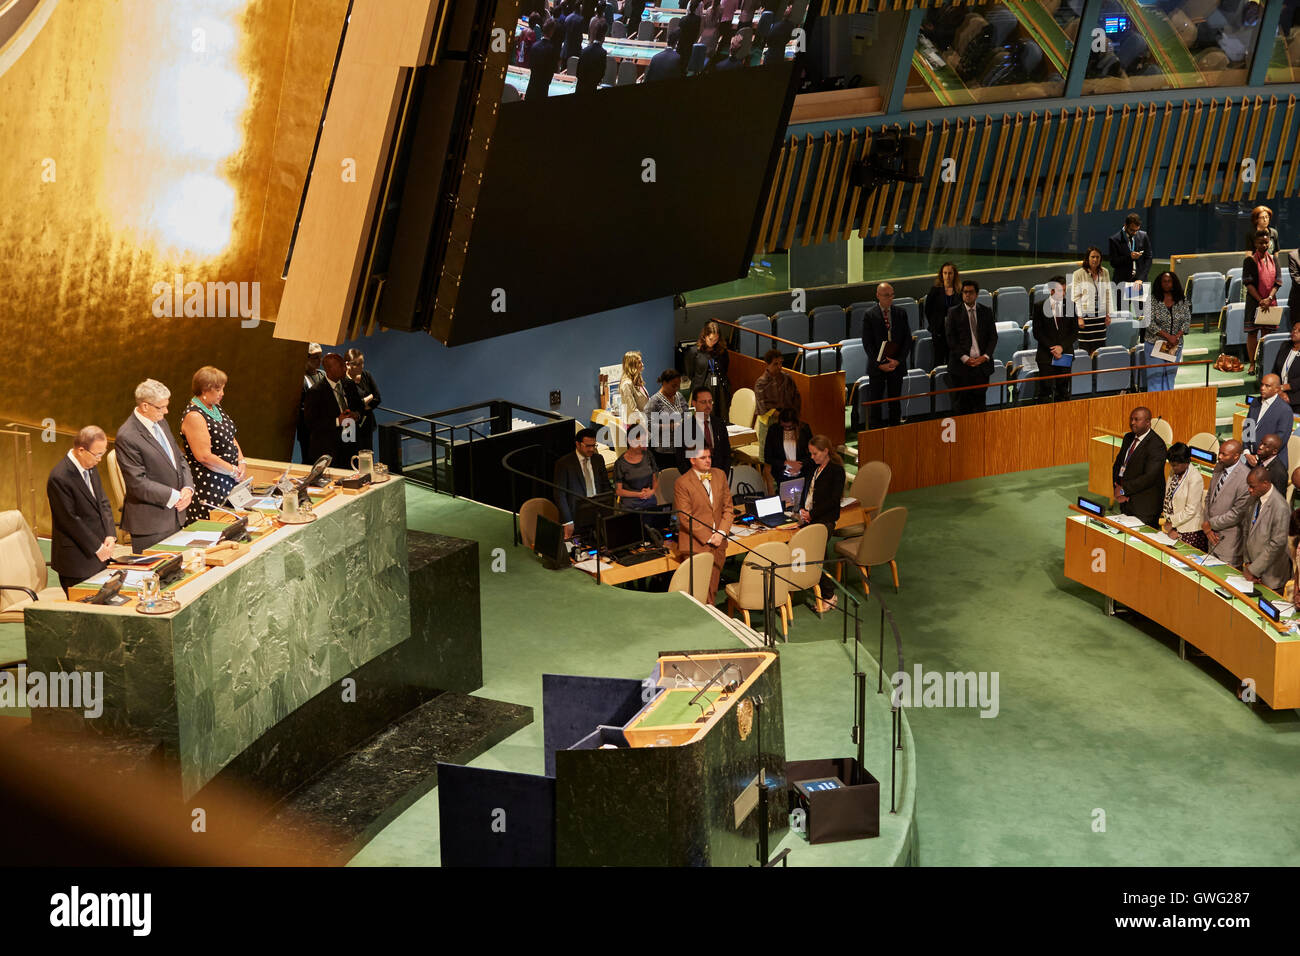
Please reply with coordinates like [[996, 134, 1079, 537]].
[[1032, 275, 1077, 403], [623, 0, 647, 31], [677, 0, 702, 56], [1242, 466, 1292, 592], [1254, 433, 1289, 495], [554, 427, 613, 537], [47, 426, 117, 592], [763, 5, 794, 64], [1273, 322, 1300, 414], [713, 32, 745, 71], [575, 20, 608, 92], [561, 1, 585, 66], [863, 282, 910, 429], [946, 279, 997, 415], [646, 27, 684, 80], [678, 386, 732, 476], [526, 18, 560, 101], [304, 353, 365, 469], [1242, 374, 1293, 470], [115, 380, 194, 553], [1111, 405, 1168, 528], [1108, 213, 1152, 294], [297, 343, 325, 463]]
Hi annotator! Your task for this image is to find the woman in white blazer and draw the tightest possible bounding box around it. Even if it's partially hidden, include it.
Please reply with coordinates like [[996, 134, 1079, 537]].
[[1071, 246, 1112, 356], [1160, 443, 1207, 550]]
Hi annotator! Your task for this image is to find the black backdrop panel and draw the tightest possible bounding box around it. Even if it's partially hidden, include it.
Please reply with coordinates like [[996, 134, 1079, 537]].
[[432, 64, 798, 345]]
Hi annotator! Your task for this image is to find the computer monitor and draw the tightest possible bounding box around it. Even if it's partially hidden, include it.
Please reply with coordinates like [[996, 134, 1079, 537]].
[[778, 478, 805, 510], [1189, 447, 1216, 465], [752, 496, 783, 520], [573, 492, 616, 539], [533, 515, 567, 570], [1259, 597, 1280, 622], [600, 512, 644, 553], [1076, 497, 1104, 517]]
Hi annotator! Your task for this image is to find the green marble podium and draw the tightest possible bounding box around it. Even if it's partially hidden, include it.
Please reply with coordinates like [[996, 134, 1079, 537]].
[[25, 478, 411, 798]]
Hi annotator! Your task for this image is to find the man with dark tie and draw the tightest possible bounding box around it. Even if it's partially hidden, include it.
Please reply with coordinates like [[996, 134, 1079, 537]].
[[678, 386, 731, 476], [114, 380, 195, 553], [1107, 213, 1152, 300], [1032, 275, 1077, 403], [1111, 405, 1168, 528], [47, 426, 117, 592], [1242, 374, 1293, 469], [946, 279, 997, 415], [304, 352, 365, 468], [1271, 322, 1300, 414], [1242, 466, 1291, 592], [673, 445, 733, 600], [554, 427, 613, 538], [863, 281, 910, 429], [297, 342, 325, 463], [1202, 438, 1252, 567]]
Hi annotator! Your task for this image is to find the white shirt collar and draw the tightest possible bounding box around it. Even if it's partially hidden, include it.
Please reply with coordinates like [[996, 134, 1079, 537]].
[[66, 449, 89, 477], [1258, 394, 1277, 416], [133, 408, 160, 432]]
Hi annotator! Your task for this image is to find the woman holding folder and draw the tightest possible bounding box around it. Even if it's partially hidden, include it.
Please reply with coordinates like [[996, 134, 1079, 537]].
[[1143, 271, 1191, 391]]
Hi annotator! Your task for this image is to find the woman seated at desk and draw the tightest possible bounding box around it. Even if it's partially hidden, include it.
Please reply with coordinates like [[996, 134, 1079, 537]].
[[613, 426, 661, 512], [764, 407, 813, 488], [1161, 442, 1206, 551], [797, 434, 846, 611]]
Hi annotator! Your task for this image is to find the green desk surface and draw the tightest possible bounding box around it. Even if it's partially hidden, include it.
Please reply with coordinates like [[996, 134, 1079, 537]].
[[638, 689, 724, 728]]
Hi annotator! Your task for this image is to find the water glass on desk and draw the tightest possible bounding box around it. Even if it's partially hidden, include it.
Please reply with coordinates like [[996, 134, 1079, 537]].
[[138, 573, 161, 611]]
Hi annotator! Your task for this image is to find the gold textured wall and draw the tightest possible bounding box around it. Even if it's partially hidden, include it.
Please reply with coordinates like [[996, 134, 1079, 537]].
[[0, 0, 349, 534]]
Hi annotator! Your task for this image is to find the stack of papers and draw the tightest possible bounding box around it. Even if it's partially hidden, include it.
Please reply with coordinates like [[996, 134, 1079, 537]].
[[840, 496, 857, 508], [81, 569, 155, 590], [161, 529, 223, 548], [573, 556, 613, 574], [726, 424, 752, 435], [1111, 515, 1144, 529], [1224, 575, 1255, 593], [1147, 531, 1178, 546]]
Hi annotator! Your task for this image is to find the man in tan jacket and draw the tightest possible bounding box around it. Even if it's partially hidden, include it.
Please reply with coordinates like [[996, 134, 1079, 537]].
[[673, 446, 733, 601]]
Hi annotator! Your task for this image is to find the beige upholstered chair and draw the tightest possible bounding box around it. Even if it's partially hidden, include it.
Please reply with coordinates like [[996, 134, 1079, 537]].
[[834, 506, 908, 596], [729, 388, 760, 460], [518, 497, 559, 550], [839, 460, 892, 537], [668, 552, 716, 606], [0, 510, 66, 624], [1188, 432, 1220, 454], [1150, 417, 1174, 447], [656, 467, 681, 507], [784, 522, 829, 617], [725, 541, 792, 638]]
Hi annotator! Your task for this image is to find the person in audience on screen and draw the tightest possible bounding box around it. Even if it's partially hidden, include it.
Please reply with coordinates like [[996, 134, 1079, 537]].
[[646, 368, 688, 470], [1160, 443, 1207, 551], [1071, 246, 1112, 356], [1272, 322, 1300, 414], [560, 0, 584, 67], [1032, 275, 1076, 404], [1202, 439, 1251, 567], [517, 13, 541, 66], [47, 426, 117, 593], [588, 4, 608, 48], [1143, 270, 1191, 392], [647, 25, 685, 80], [526, 17, 560, 100], [1112, 405, 1168, 528], [344, 349, 382, 453], [576, 16, 609, 92], [623, 0, 646, 32], [764, 407, 813, 486], [699, 0, 722, 54], [923, 261, 959, 365], [678, 0, 703, 56], [691, 320, 731, 417], [1243, 374, 1292, 469], [797, 433, 845, 613], [1246, 205, 1279, 255], [180, 366, 247, 523], [863, 281, 909, 428], [1253, 433, 1289, 496], [673, 444, 733, 600], [679, 385, 731, 476], [946, 279, 996, 415], [116, 379, 195, 553], [754, 347, 798, 453], [304, 353, 364, 468], [1108, 213, 1152, 293], [1243, 229, 1282, 374], [297, 342, 325, 463], [614, 425, 660, 512], [554, 427, 613, 538], [713, 31, 746, 71], [619, 350, 649, 423], [762, 5, 794, 65], [1242, 466, 1292, 591], [718, 0, 740, 27]]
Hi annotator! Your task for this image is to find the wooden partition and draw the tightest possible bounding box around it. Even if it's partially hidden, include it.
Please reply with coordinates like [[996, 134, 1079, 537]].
[[728, 351, 845, 446], [855, 387, 1217, 493]]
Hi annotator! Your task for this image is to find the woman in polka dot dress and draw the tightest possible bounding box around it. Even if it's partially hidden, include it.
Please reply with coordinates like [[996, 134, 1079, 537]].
[[180, 366, 247, 523]]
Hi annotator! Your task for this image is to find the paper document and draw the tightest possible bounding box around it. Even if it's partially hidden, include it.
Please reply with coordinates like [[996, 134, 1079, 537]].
[[573, 557, 613, 574], [1167, 556, 1195, 572], [1111, 515, 1144, 528], [840, 496, 856, 507], [1272, 602, 1295, 618], [1224, 575, 1255, 593], [726, 424, 751, 435], [81, 569, 157, 589], [1148, 531, 1178, 546], [1150, 339, 1179, 362], [163, 530, 223, 548]]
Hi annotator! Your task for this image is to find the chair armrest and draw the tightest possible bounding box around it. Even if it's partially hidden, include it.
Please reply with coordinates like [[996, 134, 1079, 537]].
[[0, 585, 38, 602]]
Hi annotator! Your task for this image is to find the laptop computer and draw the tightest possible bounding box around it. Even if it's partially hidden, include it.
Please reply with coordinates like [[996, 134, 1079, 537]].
[[778, 477, 805, 514], [749, 495, 788, 528]]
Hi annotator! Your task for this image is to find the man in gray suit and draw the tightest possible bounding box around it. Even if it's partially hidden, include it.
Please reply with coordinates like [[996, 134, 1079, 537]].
[[1201, 438, 1252, 567], [115, 379, 194, 553], [1242, 466, 1291, 591]]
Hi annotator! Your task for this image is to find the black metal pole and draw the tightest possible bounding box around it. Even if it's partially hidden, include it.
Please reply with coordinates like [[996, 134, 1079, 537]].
[[855, 669, 866, 786], [877, 605, 884, 693], [755, 695, 768, 866], [890, 709, 898, 814]]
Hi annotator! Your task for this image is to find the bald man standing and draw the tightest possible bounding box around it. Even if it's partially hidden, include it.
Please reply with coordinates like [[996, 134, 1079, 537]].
[[863, 282, 910, 429], [1111, 406, 1167, 527], [1242, 466, 1291, 591], [1243, 374, 1293, 469], [1202, 439, 1252, 566]]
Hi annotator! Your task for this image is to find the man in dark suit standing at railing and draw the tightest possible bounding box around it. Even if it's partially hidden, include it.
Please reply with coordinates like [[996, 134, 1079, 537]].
[[1032, 275, 1077, 404], [946, 279, 997, 415], [1112, 405, 1167, 528], [863, 282, 909, 428]]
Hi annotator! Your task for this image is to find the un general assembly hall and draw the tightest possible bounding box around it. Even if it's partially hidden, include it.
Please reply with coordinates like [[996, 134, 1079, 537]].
[[1, 0, 1298, 916]]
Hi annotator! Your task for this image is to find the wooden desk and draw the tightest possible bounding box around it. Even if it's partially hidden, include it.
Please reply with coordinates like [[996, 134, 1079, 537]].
[[577, 502, 867, 586], [1064, 512, 1300, 709]]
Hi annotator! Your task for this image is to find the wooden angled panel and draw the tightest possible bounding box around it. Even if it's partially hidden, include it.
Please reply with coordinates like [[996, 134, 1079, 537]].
[[1006, 111, 1038, 221], [1172, 100, 1204, 205], [980, 114, 1014, 223], [920, 120, 950, 229], [781, 135, 814, 250], [883, 124, 914, 234], [1286, 96, 1300, 196], [1188, 100, 1217, 203], [1250, 96, 1278, 202], [1267, 95, 1295, 198], [949, 116, 976, 226], [758, 138, 794, 255], [1126, 102, 1157, 209], [1081, 105, 1108, 214], [1232, 96, 1263, 202], [1202, 95, 1231, 202], [841, 129, 871, 241], [937, 118, 967, 226], [903, 122, 935, 233], [830, 129, 861, 242], [812, 131, 847, 245], [800, 133, 834, 246], [1051, 108, 1085, 215], [1039, 108, 1068, 217], [1159, 100, 1192, 204], [1107, 103, 1140, 212], [1143, 102, 1174, 207], [962, 116, 993, 225], [1220, 96, 1250, 202]]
